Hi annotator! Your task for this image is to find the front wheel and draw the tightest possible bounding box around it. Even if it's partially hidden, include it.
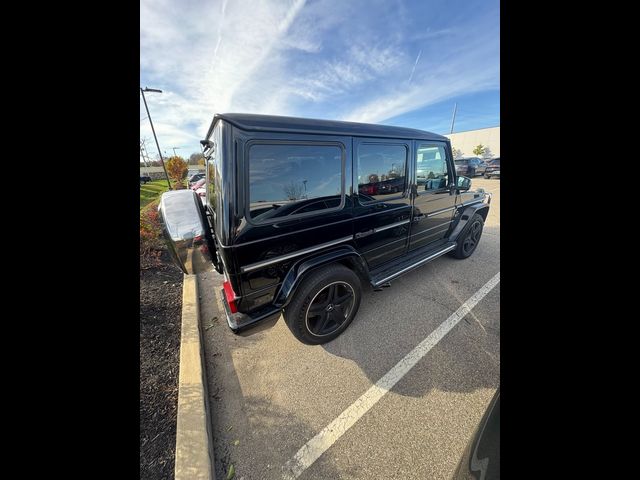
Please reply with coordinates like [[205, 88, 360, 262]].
[[484, 173, 491, 179], [283, 264, 362, 345], [450, 213, 484, 259]]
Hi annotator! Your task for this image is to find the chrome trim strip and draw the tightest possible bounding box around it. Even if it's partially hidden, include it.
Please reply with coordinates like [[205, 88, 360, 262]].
[[374, 219, 410, 233], [427, 206, 456, 217], [459, 199, 485, 208], [374, 244, 457, 285], [240, 235, 354, 273], [409, 220, 453, 237]]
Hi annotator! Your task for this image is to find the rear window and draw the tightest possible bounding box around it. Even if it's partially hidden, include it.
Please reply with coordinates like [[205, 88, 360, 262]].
[[248, 143, 343, 221]]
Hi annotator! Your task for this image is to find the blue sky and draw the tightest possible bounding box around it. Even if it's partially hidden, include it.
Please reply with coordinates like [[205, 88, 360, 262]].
[[140, 0, 499, 161]]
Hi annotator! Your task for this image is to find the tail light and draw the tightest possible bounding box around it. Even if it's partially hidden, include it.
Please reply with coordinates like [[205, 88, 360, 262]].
[[223, 279, 238, 313]]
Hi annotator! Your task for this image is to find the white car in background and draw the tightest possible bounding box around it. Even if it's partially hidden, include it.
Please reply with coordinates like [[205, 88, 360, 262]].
[[191, 178, 206, 205]]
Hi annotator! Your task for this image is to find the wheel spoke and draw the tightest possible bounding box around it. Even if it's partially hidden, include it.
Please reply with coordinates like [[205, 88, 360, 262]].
[[317, 312, 331, 333], [333, 292, 352, 307], [308, 304, 326, 316], [327, 284, 337, 303]]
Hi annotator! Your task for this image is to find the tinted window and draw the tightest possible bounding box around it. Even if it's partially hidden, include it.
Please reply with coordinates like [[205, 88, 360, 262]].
[[249, 144, 343, 220], [454, 158, 468, 164], [416, 145, 449, 191], [357, 144, 407, 201]]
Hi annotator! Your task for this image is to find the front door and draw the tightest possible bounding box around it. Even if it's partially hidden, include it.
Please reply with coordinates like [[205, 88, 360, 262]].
[[408, 142, 456, 251]]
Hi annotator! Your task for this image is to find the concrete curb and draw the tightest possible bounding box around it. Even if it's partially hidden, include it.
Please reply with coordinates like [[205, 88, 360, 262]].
[[175, 274, 215, 480]]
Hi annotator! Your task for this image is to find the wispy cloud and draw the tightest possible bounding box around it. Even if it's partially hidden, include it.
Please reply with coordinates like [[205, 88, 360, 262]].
[[140, 0, 499, 154]]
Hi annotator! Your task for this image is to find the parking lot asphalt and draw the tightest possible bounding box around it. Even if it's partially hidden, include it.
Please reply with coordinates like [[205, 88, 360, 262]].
[[199, 177, 500, 480]]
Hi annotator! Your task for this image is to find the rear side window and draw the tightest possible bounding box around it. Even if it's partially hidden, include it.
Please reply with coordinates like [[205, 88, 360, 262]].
[[357, 144, 407, 201], [248, 143, 343, 221]]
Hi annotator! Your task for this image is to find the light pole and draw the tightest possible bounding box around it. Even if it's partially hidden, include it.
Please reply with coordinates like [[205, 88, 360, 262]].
[[172, 147, 181, 157], [140, 87, 172, 190], [303, 180, 307, 198]]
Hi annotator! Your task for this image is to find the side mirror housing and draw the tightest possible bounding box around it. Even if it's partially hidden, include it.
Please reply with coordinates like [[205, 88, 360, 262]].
[[457, 176, 472, 191]]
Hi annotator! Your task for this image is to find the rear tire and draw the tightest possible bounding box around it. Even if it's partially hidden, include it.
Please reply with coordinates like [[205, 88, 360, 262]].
[[451, 213, 484, 259], [283, 264, 361, 345]]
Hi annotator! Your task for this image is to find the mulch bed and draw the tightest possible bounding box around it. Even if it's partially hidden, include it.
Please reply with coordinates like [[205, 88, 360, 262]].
[[140, 250, 183, 480]]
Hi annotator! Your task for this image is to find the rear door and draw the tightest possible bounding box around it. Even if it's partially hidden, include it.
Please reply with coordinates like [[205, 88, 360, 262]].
[[352, 138, 413, 269], [408, 142, 456, 251]]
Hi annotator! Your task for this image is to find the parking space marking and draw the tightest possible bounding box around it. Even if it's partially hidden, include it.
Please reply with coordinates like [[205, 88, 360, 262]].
[[281, 272, 501, 479]]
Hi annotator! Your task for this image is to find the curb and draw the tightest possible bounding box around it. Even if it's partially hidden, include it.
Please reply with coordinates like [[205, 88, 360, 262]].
[[175, 274, 215, 480]]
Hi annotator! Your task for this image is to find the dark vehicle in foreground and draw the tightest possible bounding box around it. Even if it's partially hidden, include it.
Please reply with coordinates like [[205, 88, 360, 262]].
[[159, 114, 491, 344], [454, 387, 500, 480], [140, 174, 152, 184], [454, 157, 487, 177], [484, 157, 500, 179]]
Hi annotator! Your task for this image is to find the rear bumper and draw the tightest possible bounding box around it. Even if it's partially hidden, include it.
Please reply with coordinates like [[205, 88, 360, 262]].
[[220, 289, 282, 336]]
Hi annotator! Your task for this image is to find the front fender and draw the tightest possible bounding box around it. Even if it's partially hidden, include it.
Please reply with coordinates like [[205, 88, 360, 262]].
[[449, 201, 491, 242], [273, 246, 368, 308]]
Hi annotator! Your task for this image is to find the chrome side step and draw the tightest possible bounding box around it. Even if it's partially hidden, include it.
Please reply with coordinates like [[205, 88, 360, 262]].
[[371, 243, 457, 287]]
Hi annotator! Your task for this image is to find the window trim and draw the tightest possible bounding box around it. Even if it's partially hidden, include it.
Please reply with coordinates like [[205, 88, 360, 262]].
[[244, 139, 346, 226], [355, 140, 410, 205], [415, 142, 453, 196]]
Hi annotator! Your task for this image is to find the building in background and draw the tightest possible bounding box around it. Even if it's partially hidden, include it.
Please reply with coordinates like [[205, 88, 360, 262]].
[[445, 126, 500, 158]]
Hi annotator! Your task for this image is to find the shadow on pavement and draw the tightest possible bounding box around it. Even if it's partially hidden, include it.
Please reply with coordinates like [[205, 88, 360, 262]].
[[321, 225, 500, 398]]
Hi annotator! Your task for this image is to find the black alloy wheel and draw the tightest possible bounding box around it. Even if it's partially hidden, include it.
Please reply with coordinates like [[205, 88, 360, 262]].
[[451, 213, 485, 259], [283, 263, 362, 344], [305, 282, 355, 336]]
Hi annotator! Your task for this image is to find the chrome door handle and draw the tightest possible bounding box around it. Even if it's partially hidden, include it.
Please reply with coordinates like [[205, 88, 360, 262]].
[[354, 229, 375, 239], [413, 214, 426, 222]]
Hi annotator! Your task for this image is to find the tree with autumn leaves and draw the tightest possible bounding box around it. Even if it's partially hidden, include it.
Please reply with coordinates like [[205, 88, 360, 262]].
[[165, 156, 189, 189]]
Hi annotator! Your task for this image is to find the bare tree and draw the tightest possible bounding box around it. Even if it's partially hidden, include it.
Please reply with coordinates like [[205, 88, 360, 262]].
[[452, 147, 463, 159], [481, 147, 494, 161], [283, 181, 304, 201]]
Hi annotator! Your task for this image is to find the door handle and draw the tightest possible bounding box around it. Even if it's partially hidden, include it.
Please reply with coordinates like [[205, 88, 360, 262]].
[[354, 229, 375, 239], [413, 214, 426, 222]]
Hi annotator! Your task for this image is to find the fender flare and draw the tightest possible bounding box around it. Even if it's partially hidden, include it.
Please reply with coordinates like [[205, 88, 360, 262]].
[[449, 202, 490, 242], [273, 245, 369, 308]]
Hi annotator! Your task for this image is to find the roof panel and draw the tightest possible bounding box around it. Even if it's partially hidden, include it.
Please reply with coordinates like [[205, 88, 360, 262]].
[[212, 113, 447, 141]]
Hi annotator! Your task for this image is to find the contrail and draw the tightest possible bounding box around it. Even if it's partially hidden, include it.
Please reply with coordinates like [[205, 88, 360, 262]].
[[408, 49, 422, 84]]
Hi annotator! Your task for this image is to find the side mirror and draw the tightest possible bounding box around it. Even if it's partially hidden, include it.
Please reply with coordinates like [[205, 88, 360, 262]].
[[158, 189, 215, 275], [457, 176, 471, 191]]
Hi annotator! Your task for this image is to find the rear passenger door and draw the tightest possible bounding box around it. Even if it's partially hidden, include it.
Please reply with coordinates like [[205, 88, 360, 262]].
[[408, 142, 456, 251], [352, 138, 413, 269]]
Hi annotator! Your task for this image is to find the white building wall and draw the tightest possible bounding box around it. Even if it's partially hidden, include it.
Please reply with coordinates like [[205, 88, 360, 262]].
[[445, 126, 500, 158]]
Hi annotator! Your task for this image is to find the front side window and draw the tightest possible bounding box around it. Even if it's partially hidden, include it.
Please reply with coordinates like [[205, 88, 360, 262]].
[[248, 144, 343, 221], [416, 144, 448, 191], [357, 144, 407, 201]]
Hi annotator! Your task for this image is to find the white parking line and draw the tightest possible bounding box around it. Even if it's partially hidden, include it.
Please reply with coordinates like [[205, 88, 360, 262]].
[[281, 272, 501, 479]]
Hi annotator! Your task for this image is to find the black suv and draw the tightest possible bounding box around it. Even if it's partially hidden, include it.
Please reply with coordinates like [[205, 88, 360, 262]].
[[454, 157, 486, 177], [159, 114, 491, 344], [140, 174, 152, 184], [484, 157, 500, 179]]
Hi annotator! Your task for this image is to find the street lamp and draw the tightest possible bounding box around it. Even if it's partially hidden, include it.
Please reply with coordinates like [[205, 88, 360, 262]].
[[140, 87, 172, 190], [172, 147, 181, 157]]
